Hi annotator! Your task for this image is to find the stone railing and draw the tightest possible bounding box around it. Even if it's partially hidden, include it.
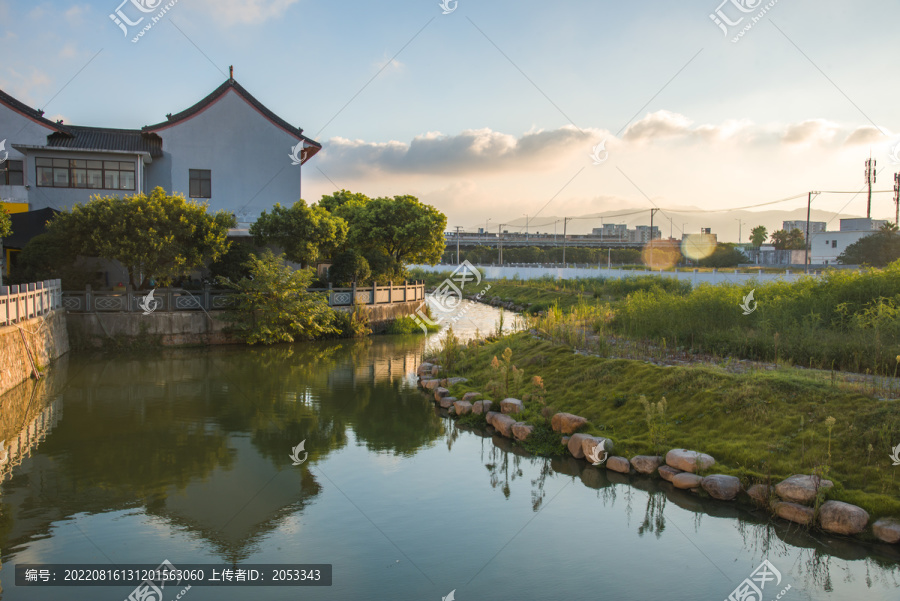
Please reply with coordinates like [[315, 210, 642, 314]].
[[0, 279, 63, 326], [61, 282, 426, 313]]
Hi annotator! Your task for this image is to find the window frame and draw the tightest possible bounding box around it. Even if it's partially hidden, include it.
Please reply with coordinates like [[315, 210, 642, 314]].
[[0, 159, 25, 185], [189, 169, 211, 198], [35, 157, 136, 191]]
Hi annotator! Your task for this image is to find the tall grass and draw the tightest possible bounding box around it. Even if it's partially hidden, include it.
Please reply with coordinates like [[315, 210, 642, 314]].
[[613, 263, 900, 376]]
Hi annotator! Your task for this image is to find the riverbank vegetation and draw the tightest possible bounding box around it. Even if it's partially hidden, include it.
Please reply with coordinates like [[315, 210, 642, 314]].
[[473, 262, 900, 378], [439, 331, 900, 518]]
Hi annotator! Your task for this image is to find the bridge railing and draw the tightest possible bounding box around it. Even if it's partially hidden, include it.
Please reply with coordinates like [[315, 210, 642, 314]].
[[60, 282, 426, 313], [0, 279, 63, 327]]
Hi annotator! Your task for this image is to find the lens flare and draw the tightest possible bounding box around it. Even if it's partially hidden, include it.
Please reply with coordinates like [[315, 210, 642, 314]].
[[641, 239, 681, 270], [681, 234, 717, 261]]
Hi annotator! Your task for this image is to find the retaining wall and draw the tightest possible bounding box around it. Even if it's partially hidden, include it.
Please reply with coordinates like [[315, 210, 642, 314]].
[[0, 310, 70, 397], [66, 300, 423, 346]]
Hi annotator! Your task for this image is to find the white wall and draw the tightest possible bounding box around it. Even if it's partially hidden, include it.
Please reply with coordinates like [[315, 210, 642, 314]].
[[412, 264, 821, 285], [149, 90, 306, 222]]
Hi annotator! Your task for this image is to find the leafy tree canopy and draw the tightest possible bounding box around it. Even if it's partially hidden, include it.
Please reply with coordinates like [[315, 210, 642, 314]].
[[838, 223, 900, 267], [0, 206, 11, 238], [216, 249, 339, 344], [328, 250, 371, 286], [48, 187, 234, 289], [251, 199, 348, 267], [770, 228, 806, 250], [750, 225, 767, 247]]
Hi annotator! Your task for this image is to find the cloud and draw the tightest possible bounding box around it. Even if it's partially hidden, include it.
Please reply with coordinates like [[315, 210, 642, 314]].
[[843, 125, 886, 146], [59, 43, 79, 60], [192, 0, 300, 25], [781, 119, 840, 144], [0, 67, 52, 106], [319, 125, 599, 177]]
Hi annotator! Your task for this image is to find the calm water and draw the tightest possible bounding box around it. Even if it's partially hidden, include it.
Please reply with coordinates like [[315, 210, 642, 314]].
[[0, 302, 898, 601]]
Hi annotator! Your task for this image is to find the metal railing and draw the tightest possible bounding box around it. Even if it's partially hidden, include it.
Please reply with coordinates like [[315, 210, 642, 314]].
[[0, 279, 63, 327], [60, 282, 426, 313]]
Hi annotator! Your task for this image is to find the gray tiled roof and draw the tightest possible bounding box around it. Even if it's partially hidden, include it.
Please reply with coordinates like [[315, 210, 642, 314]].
[[47, 126, 163, 158]]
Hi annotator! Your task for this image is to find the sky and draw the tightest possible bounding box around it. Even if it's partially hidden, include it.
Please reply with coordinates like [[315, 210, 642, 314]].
[[3, 0, 900, 241]]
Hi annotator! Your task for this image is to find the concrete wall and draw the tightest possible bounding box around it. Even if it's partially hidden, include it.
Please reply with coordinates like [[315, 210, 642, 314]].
[[412, 264, 821, 286], [66, 301, 423, 346], [0, 309, 70, 397]]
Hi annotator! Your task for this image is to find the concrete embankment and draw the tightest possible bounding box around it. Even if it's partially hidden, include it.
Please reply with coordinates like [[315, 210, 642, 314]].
[[0, 310, 69, 396], [66, 300, 423, 347]]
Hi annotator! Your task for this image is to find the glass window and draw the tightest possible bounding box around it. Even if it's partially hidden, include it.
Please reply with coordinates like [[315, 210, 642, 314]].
[[105, 170, 120, 189], [120, 170, 135, 190], [0, 160, 24, 185], [87, 169, 103, 188], [53, 167, 69, 187], [189, 169, 211, 198], [86, 160, 103, 169], [37, 166, 53, 186]]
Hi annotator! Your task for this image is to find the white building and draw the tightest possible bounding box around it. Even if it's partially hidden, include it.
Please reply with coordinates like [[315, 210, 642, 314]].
[[0, 75, 321, 225], [809, 218, 889, 265]]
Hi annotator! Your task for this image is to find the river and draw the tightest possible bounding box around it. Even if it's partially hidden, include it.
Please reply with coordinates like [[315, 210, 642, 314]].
[[0, 301, 897, 600]]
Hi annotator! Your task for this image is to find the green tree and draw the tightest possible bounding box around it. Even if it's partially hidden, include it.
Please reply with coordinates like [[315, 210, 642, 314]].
[[216, 249, 339, 344], [208, 241, 255, 284], [251, 200, 348, 267], [48, 187, 234, 289], [328, 250, 371, 286], [0, 205, 11, 237], [10, 231, 101, 289], [698, 243, 748, 267], [329, 193, 447, 282], [838, 224, 900, 266], [770, 228, 806, 250], [750, 225, 767, 247]]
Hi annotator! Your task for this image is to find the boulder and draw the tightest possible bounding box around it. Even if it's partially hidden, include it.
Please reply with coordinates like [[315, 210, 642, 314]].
[[439, 396, 457, 409], [581, 436, 615, 462], [453, 400, 473, 415], [511, 422, 534, 442], [665, 449, 716, 473], [630, 455, 663, 475], [746, 484, 773, 505], [416, 362, 433, 376], [442, 377, 469, 387], [551, 412, 588, 434], [567, 433, 594, 459], [671, 473, 703, 490], [430, 365, 441, 376], [485, 411, 500, 428], [774, 474, 834, 505], [701, 475, 741, 501], [491, 414, 517, 438], [873, 518, 900, 544], [658, 465, 682, 483], [434, 387, 450, 401], [774, 501, 815, 526], [472, 400, 493, 414], [500, 398, 524, 415], [462, 392, 482, 403], [422, 379, 442, 391], [606, 456, 631, 474], [818, 501, 869, 535]]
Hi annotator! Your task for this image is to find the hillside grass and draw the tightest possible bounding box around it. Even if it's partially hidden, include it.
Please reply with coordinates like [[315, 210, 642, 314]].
[[440, 331, 900, 519]]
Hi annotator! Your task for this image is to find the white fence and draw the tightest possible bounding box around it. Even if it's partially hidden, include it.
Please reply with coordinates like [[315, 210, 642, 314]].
[[413, 264, 824, 286], [0, 279, 63, 327]]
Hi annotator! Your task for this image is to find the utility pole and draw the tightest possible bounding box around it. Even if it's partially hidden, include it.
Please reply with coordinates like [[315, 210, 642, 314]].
[[498, 224, 504, 265], [865, 154, 876, 219], [649, 208, 659, 268], [804, 191, 820, 271], [894, 173, 899, 226], [524, 214, 529, 242], [454, 226, 463, 265], [735, 219, 743, 244], [562, 217, 571, 264]]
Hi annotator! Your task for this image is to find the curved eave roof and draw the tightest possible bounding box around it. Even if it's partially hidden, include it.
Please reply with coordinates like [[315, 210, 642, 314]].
[[0, 89, 67, 132], [142, 78, 322, 161]]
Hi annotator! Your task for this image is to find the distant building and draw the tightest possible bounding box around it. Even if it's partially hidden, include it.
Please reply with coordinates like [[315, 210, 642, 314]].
[[630, 225, 660, 243], [783, 221, 826, 239], [592, 223, 628, 239], [590, 223, 659, 243], [809, 218, 889, 265]]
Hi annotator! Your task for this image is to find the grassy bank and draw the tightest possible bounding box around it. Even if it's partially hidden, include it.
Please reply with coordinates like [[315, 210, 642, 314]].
[[477, 264, 900, 377], [437, 331, 900, 519]]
